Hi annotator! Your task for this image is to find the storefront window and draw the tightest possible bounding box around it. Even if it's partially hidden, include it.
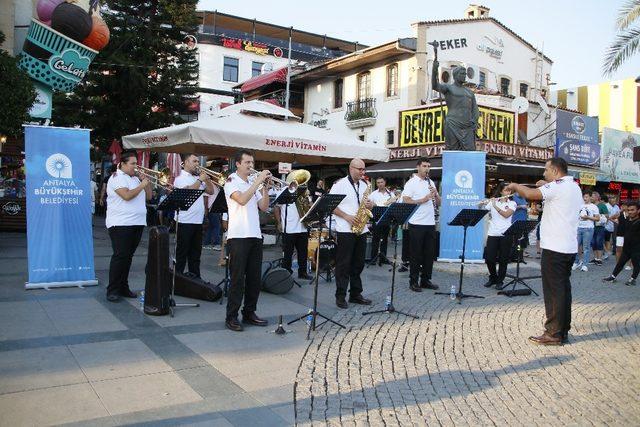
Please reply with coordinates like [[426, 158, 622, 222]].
[[500, 77, 511, 96], [479, 71, 486, 88], [519, 83, 529, 97]]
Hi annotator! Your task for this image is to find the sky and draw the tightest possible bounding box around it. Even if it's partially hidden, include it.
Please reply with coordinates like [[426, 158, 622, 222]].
[[197, 0, 640, 89]]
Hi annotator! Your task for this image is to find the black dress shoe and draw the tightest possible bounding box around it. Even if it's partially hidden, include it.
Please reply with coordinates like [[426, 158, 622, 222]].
[[298, 273, 313, 280], [409, 283, 422, 292], [420, 280, 439, 290], [483, 280, 495, 288], [349, 295, 372, 305], [119, 289, 137, 298], [242, 313, 268, 326], [494, 282, 506, 291], [561, 335, 569, 344], [336, 297, 348, 309], [226, 318, 244, 332], [106, 294, 120, 302]]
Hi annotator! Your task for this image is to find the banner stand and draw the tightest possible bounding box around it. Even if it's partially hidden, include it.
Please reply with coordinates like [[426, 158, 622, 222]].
[[438, 150, 486, 263], [25, 279, 98, 290], [24, 125, 98, 290]]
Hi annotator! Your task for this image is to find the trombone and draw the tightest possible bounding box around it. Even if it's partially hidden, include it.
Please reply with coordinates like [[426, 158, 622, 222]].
[[194, 166, 226, 187], [249, 168, 298, 192], [135, 166, 173, 190]]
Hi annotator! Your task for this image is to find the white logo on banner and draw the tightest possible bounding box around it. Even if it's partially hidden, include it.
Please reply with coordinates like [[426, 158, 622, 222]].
[[46, 153, 73, 178], [454, 170, 473, 188]]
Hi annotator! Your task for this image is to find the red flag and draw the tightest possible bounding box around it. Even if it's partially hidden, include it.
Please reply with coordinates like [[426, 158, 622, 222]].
[[108, 139, 122, 164]]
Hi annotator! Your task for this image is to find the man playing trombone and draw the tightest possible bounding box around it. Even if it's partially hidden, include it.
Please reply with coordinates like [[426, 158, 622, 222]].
[[174, 153, 215, 278]]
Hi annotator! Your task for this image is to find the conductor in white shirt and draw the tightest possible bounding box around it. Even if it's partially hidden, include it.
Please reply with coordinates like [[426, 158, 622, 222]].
[[174, 154, 215, 278], [401, 158, 441, 292], [223, 150, 271, 332], [105, 151, 152, 302], [507, 157, 582, 346]]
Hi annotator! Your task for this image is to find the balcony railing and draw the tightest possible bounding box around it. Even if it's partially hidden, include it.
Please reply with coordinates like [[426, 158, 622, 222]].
[[344, 98, 377, 122]]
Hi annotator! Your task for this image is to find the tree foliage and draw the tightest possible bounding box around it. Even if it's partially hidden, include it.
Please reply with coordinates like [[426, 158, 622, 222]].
[[52, 0, 200, 152], [0, 32, 36, 138], [603, 0, 640, 75]]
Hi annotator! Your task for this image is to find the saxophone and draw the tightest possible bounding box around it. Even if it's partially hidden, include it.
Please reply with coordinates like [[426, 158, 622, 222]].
[[351, 180, 373, 235]]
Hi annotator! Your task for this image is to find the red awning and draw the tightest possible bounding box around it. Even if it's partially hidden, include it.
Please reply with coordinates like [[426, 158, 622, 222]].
[[240, 67, 288, 93]]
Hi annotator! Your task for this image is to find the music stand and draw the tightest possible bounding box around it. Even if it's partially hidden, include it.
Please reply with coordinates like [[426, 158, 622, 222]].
[[272, 189, 303, 288], [500, 220, 540, 297], [435, 208, 488, 303], [362, 203, 418, 319], [288, 193, 346, 340], [157, 188, 204, 317], [366, 206, 391, 267]]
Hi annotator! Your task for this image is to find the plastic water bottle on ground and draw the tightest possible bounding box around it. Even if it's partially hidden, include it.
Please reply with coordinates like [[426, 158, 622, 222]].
[[385, 295, 392, 309], [139, 291, 145, 309], [450, 284, 456, 300], [305, 309, 313, 327]]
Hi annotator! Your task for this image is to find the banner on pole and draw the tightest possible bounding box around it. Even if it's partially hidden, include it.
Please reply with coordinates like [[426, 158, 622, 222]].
[[25, 126, 97, 289], [438, 151, 486, 262]]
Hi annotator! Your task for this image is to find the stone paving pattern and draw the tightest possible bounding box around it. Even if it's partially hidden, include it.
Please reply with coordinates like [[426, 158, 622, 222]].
[[0, 221, 638, 426]]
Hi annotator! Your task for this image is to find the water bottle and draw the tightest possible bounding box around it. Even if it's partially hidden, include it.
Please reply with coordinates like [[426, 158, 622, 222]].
[[385, 295, 392, 309], [450, 284, 457, 300], [139, 291, 145, 309], [305, 310, 313, 326]]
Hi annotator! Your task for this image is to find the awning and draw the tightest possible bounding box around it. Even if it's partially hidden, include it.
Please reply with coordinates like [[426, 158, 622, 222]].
[[240, 67, 288, 93]]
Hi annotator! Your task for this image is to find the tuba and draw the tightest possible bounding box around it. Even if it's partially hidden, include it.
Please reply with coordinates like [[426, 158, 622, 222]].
[[352, 180, 373, 235], [286, 170, 312, 223]]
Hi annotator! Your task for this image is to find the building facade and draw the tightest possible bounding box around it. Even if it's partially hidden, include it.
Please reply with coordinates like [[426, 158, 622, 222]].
[[195, 10, 362, 120]]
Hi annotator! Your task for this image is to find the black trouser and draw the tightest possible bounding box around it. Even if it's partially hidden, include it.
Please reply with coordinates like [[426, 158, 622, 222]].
[[401, 227, 410, 264], [335, 232, 366, 298], [370, 225, 390, 260], [485, 235, 512, 283], [227, 238, 263, 320], [540, 249, 575, 338], [409, 224, 436, 285], [612, 248, 640, 278], [107, 225, 144, 296], [175, 223, 203, 277], [282, 232, 308, 275]]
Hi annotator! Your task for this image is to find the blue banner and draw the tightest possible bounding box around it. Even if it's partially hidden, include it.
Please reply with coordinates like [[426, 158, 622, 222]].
[[555, 110, 600, 166], [439, 151, 486, 261], [25, 126, 97, 288]]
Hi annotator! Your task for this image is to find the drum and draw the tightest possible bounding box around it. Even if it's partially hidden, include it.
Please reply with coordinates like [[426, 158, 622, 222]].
[[311, 238, 336, 271], [307, 228, 329, 264]]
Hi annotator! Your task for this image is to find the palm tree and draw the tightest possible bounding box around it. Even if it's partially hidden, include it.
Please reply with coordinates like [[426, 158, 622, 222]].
[[603, 0, 640, 75]]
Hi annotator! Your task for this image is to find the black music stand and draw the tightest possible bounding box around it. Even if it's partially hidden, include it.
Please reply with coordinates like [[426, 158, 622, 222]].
[[500, 220, 540, 297], [273, 189, 303, 288], [288, 193, 346, 340], [435, 208, 488, 303], [366, 206, 391, 267], [157, 188, 204, 317], [363, 203, 418, 318]]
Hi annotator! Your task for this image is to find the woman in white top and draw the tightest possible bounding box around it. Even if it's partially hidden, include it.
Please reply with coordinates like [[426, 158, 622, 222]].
[[105, 151, 151, 302], [478, 182, 516, 289]]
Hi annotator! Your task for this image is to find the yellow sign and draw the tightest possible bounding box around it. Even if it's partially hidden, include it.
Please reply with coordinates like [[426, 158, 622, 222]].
[[579, 172, 596, 186], [399, 105, 515, 147]]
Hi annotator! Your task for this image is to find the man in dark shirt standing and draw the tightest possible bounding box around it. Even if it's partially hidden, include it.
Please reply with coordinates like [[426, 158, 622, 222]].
[[603, 201, 640, 286]]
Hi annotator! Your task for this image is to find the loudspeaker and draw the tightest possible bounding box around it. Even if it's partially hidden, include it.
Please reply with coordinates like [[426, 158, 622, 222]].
[[261, 260, 294, 294], [173, 271, 222, 302], [144, 226, 171, 316], [498, 288, 532, 297]]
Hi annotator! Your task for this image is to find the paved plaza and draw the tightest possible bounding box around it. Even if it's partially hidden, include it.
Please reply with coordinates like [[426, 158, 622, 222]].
[[0, 222, 638, 426]]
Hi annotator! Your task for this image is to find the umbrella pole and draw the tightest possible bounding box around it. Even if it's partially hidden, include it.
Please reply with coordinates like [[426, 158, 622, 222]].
[[284, 26, 293, 119]]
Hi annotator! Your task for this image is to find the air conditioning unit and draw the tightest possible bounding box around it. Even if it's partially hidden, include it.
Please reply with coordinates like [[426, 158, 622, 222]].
[[260, 63, 274, 74], [464, 63, 480, 86], [440, 68, 452, 84]]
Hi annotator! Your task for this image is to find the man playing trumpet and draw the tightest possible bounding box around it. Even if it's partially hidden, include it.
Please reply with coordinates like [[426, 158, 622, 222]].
[[174, 153, 216, 278]]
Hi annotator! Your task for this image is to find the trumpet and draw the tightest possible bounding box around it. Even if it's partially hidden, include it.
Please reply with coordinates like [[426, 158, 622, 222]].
[[135, 166, 172, 190], [194, 166, 226, 187], [249, 168, 298, 192], [478, 194, 514, 205]]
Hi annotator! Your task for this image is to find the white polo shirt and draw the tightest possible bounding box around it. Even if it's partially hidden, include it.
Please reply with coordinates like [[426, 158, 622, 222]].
[[484, 199, 517, 236], [402, 175, 436, 226], [105, 169, 147, 228], [369, 189, 393, 206], [330, 176, 370, 234], [174, 169, 212, 224], [277, 189, 307, 234], [578, 203, 599, 228], [539, 176, 583, 254], [224, 172, 262, 239]]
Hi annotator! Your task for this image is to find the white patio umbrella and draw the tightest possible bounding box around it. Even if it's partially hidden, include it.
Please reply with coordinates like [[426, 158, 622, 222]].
[[122, 101, 389, 164]]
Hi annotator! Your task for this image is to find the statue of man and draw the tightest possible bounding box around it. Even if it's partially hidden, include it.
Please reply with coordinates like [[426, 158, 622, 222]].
[[431, 42, 480, 151]]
